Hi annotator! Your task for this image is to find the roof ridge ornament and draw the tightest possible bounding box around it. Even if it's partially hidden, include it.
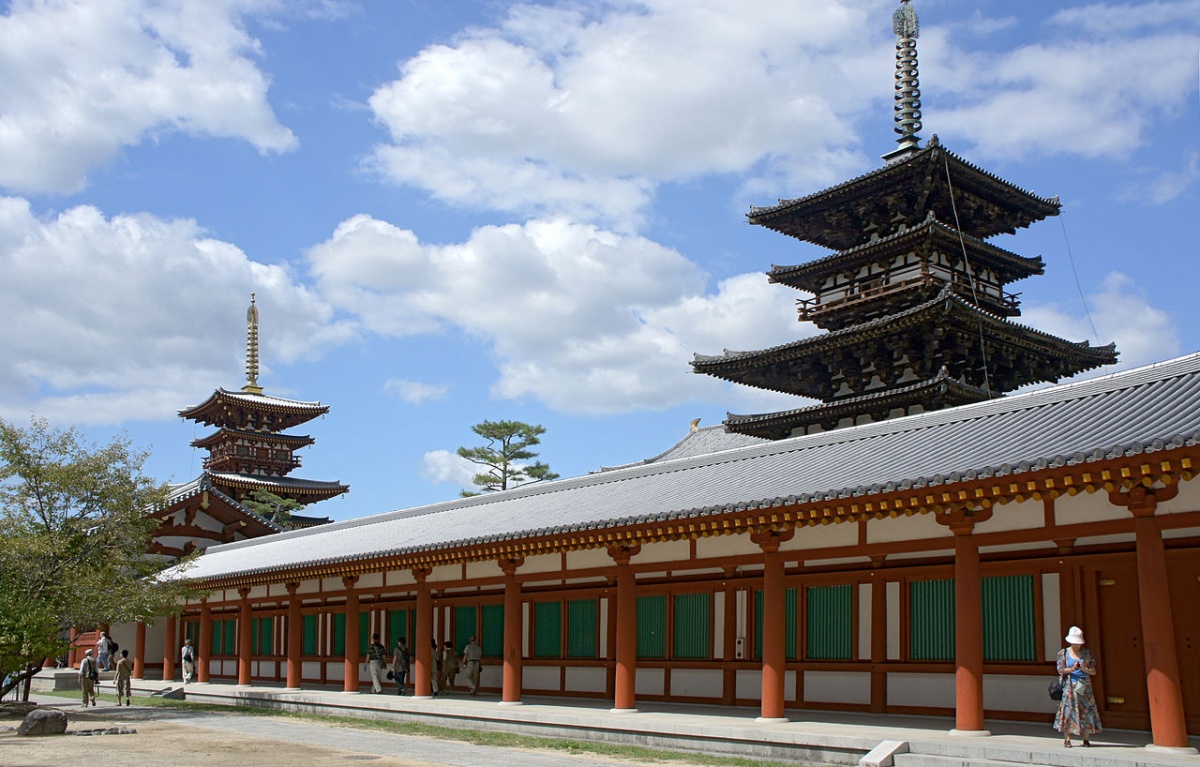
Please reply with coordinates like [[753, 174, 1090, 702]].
[[243, 292, 264, 395], [882, 0, 923, 163]]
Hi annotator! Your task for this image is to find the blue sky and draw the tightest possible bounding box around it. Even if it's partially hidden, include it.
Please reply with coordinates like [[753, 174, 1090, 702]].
[[1, 0, 1197, 520]]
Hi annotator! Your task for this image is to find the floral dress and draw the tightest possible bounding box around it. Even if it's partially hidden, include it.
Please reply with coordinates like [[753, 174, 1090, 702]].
[[1054, 646, 1102, 738]]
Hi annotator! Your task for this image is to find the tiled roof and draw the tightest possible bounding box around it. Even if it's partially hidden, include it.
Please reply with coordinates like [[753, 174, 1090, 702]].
[[173, 352, 1200, 584], [598, 425, 767, 470]]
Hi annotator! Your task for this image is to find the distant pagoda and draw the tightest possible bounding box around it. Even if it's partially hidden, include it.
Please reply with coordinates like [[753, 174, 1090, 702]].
[[692, 0, 1117, 440], [177, 295, 347, 519]]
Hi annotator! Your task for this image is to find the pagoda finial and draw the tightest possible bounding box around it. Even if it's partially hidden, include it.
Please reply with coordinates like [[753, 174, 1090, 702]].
[[243, 292, 263, 395], [883, 0, 923, 162]]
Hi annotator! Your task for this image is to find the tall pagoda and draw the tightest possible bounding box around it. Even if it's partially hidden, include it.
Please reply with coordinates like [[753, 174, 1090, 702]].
[[149, 296, 345, 558], [692, 0, 1117, 440]]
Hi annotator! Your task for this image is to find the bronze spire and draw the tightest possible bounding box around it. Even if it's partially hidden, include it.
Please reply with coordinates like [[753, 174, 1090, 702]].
[[883, 0, 922, 162], [242, 292, 263, 395]]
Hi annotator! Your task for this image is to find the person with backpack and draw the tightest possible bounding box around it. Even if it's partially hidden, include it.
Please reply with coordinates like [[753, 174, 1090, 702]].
[[366, 633, 387, 693], [113, 649, 133, 706], [392, 637, 411, 695], [79, 649, 98, 706], [96, 631, 114, 671], [180, 638, 195, 683]]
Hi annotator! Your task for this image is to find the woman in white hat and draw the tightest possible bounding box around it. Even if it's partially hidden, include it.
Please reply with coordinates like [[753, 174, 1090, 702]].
[[1054, 626, 1102, 747]]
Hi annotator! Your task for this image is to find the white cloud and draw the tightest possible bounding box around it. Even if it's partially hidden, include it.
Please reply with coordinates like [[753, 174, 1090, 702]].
[[1022, 272, 1180, 373], [1118, 151, 1200, 205], [0, 0, 297, 195], [384, 379, 449, 404], [309, 215, 801, 414], [1050, 1, 1200, 36], [420, 448, 476, 489], [0, 196, 353, 425], [365, 0, 884, 227]]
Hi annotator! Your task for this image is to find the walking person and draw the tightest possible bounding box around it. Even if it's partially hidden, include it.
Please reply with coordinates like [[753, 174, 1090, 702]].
[[180, 637, 195, 683], [1055, 626, 1102, 748], [79, 649, 98, 706], [461, 635, 482, 695], [366, 633, 387, 693], [96, 631, 112, 671], [113, 649, 133, 706], [392, 637, 410, 695], [437, 640, 459, 694], [431, 639, 441, 695]]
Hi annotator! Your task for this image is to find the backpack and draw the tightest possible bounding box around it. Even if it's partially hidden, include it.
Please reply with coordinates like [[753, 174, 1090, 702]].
[[109, 638, 119, 654]]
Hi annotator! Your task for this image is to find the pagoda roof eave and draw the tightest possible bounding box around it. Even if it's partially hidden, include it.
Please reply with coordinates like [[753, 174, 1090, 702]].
[[179, 388, 330, 428], [768, 216, 1045, 292], [208, 471, 349, 500], [190, 428, 316, 450], [724, 371, 991, 440]]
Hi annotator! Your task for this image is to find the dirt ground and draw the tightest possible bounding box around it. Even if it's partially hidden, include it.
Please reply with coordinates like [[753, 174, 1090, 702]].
[[0, 706, 445, 767]]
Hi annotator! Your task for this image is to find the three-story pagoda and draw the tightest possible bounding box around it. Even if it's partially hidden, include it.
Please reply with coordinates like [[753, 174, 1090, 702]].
[[692, 0, 1117, 439]]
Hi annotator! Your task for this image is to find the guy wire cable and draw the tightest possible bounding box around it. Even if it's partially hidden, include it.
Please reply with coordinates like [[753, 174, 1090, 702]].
[[943, 153, 993, 398], [1058, 213, 1102, 344]]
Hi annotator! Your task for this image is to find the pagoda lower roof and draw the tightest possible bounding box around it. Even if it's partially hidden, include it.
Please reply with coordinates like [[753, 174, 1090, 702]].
[[692, 288, 1117, 399], [768, 215, 1045, 293], [208, 471, 349, 502], [724, 369, 991, 440], [179, 388, 330, 430], [160, 474, 284, 535], [748, 138, 1061, 250], [190, 428, 315, 450]]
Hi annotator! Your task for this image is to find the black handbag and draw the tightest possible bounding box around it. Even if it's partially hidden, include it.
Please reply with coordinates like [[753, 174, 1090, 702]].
[[1049, 675, 1065, 701], [386, 670, 394, 681]]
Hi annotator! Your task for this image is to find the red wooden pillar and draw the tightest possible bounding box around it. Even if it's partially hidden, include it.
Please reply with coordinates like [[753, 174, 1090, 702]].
[[1113, 486, 1194, 751], [949, 512, 989, 735], [162, 617, 177, 681], [286, 582, 302, 689], [343, 575, 360, 693], [500, 557, 525, 705], [608, 544, 641, 712], [237, 587, 253, 686], [132, 621, 146, 680], [198, 601, 212, 683], [870, 561, 888, 713], [753, 528, 794, 722], [413, 568, 433, 698]]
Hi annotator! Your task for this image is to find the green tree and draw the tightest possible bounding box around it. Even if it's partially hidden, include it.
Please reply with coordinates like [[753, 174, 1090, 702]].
[[241, 488, 303, 526], [456, 420, 559, 497], [0, 417, 197, 699]]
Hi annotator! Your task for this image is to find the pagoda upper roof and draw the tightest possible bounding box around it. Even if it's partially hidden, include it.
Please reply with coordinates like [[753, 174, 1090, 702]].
[[179, 388, 330, 430], [748, 138, 1061, 250], [723, 369, 991, 440], [692, 288, 1117, 399], [768, 214, 1045, 293], [190, 428, 316, 450]]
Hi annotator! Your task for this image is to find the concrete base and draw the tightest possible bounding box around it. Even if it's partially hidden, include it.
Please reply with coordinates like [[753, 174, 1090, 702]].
[[755, 717, 789, 724], [859, 740, 909, 767], [609, 707, 639, 714], [498, 700, 523, 707], [1145, 744, 1200, 755], [948, 729, 991, 738]]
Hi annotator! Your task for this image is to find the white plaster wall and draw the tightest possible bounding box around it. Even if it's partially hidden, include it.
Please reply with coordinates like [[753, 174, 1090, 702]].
[[782, 522, 856, 552], [1159, 480, 1200, 514], [1041, 573, 1061, 663], [480, 664, 502, 689], [295, 579, 321, 594], [425, 565, 461, 583], [195, 512, 223, 533], [985, 674, 1057, 714], [735, 591, 748, 659], [695, 534, 757, 561], [805, 671, 871, 705], [465, 561, 495, 581], [636, 667, 665, 696], [523, 665, 560, 691], [805, 556, 868, 568], [567, 548, 616, 571], [866, 513, 947, 545], [357, 573, 383, 590], [671, 668, 722, 698], [858, 584, 871, 660], [632, 540, 690, 566], [248, 585, 269, 600], [886, 582, 900, 660], [145, 620, 167, 664], [735, 668, 761, 699], [566, 666, 608, 694], [1075, 534, 1136, 548], [973, 500, 1044, 533], [321, 577, 344, 592], [518, 554, 562, 575], [887, 672, 954, 708], [713, 592, 725, 656], [1055, 490, 1128, 525], [386, 569, 416, 587], [110, 624, 137, 658], [221, 660, 236, 676], [327, 662, 344, 682], [980, 541, 1058, 555], [302, 661, 321, 678]]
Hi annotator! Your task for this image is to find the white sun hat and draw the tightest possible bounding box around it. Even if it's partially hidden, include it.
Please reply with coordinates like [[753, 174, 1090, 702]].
[[1065, 626, 1085, 645]]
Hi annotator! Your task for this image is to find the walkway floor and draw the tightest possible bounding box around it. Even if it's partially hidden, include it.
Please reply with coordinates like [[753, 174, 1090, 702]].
[[36, 672, 1200, 767]]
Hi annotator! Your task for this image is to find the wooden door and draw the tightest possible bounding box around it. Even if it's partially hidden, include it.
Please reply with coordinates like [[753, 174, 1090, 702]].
[[1085, 560, 1150, 730], [1168, 550, 1200, 735]]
